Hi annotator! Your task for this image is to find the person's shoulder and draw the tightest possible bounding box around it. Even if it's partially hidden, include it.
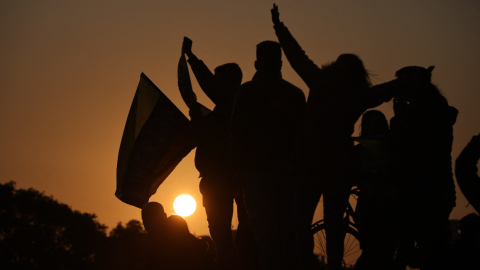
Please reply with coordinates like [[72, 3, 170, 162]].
[[240, 80, 255, 87], [237, 80, 256, 93], [277, 78, 306, 99]]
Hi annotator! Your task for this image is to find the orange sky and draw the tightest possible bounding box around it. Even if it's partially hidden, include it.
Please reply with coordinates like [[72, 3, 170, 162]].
[[1, 0, 479, 236]]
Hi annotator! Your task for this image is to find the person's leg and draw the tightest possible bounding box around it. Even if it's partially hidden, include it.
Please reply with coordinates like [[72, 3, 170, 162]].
[[355, 191, 397, 270], [413, 203, 453, 270], [293, 181, 323, 270], [234, 188, 262, 270], [203, 191, 239, 270], [323, 183, 351, 270], [242, 173, 291, 270]]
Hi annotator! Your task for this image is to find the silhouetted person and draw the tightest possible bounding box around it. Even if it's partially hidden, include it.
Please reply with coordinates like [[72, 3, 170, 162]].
[[455, 133, 480, 213], [182, 37, 259, 270], [270, 5, 400, 270], [452, 213, 480, 269], [142, 203, 218, 270], [142, 202, 168, 236], [230, 39, 306, 269], [166, 215, 218, 270], [390, 66, 458, 270], [141, 202, 175, 270], [352, 110, 397, 270]]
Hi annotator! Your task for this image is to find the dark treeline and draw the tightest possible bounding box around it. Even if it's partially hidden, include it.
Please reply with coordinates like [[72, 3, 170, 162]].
[[0, 181, 170, 270]]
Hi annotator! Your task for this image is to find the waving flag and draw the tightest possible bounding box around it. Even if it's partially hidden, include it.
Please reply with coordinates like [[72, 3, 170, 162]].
[[116, 73, 195, 208]]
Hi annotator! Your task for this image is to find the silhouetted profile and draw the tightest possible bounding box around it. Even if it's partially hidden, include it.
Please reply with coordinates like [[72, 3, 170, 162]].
[[230, 38, 306, 269], [389, 66, 458, 270], [142, 202, 175, 270], [142, 202, 218, 270], [270, 4, 400, 270], [166, 215, 218, 270], [352, 110, 397, 270], [452, 213, 480, 269], [142, 202, 168, 236], [182, 37, 260, 270], [455, 133, 480, 213]]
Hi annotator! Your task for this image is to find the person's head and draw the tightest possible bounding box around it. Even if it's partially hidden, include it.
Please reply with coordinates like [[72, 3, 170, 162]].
[[142, 202, 167, 236], [459, 213, 480, 236], [214, 63, 243, 87], [395, 66, 440, 102], [360, 110, 389, 137], [330, 54, 372, 89], [255, 41, 282, 71], [167, 215, 192, 240], [395, 66, 434, 84]]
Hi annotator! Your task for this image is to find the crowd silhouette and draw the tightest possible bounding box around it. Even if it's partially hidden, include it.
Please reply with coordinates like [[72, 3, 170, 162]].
[[132, 4, 480, 270], [4, 3, 480, 270]]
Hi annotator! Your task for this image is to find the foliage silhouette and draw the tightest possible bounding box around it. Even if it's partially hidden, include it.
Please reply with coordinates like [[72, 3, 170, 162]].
[[0, 181, 150, 270]]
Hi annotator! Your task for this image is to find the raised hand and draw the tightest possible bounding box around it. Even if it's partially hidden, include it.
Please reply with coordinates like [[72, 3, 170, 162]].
[[182, 37, 193, 57], [271, 3, 281, 25]]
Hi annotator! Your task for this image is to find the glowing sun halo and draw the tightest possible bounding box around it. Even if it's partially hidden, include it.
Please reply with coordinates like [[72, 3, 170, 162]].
[[173, 194, 196, 217]]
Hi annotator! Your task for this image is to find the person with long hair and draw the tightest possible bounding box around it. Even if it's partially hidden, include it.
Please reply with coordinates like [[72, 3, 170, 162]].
[[270, 5, 402, 270], [352, 110, 397, 270]]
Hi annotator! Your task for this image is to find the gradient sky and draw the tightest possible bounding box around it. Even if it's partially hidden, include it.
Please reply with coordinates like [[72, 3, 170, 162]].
[[1, 0, 479, 236]]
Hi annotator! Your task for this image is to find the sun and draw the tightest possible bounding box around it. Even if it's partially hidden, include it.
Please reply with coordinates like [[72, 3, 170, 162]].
[[173, 194, 196, 217]]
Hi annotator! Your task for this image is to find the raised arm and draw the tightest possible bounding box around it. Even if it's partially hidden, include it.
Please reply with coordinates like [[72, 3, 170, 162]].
[[271, 4, 322, 90], [183, 37, 222, 105], [455, 134, 480, 214]]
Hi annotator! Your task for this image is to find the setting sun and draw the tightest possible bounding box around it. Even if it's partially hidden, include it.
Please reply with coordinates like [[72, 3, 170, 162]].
[[173, 194, 196, 217]]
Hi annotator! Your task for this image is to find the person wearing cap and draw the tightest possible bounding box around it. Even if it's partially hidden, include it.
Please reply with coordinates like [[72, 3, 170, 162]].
[[390, 66, 458, 270]]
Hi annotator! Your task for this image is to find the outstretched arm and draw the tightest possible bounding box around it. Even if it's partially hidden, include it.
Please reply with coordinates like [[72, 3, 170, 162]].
[[455, 134, 480, 214], [359, 80, 402, 109], [183, 37, 222, 104], [271, 4, 322, 90]]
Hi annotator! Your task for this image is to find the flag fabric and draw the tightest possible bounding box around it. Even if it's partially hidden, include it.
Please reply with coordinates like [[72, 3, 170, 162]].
[[116, 73, 195, 208]]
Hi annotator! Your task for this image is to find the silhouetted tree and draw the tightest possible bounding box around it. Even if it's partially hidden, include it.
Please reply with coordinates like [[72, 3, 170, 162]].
[[0, 181, 107, 270], [100, 220, 148, 270], [0, 182, 221, 270]]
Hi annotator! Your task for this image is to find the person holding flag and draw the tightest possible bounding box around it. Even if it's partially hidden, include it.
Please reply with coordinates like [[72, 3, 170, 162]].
[[180, 37, 259, 270]]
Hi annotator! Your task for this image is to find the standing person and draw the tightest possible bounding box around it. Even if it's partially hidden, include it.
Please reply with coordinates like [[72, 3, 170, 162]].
[[390, 66, 458, 270], [182, 37, 259, 270], [270, 4, 400, 270], [230, 40, 306, 270], [352, 110, 397, 270]]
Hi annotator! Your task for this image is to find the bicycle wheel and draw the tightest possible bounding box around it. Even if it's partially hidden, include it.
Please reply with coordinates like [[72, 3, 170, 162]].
[[311, 220, 361, 268]]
